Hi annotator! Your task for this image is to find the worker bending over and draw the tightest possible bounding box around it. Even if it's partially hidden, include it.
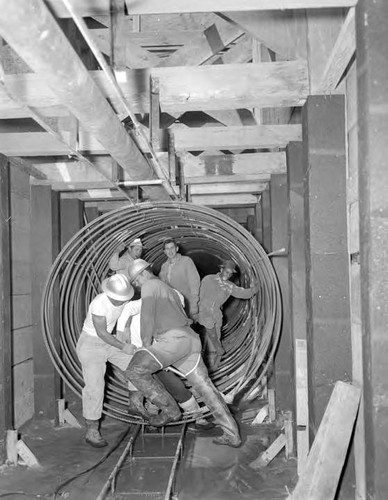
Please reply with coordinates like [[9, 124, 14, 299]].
[[159, 238, 200, 320], [125, 259, 241, 448], [198, 259, 260, 371], [116, 296, 212, 428]]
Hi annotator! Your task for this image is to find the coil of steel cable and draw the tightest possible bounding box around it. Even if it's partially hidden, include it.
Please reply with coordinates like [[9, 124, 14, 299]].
[[42, 201, 281, 424]]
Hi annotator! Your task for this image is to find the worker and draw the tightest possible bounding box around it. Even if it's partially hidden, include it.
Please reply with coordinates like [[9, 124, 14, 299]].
[[159, 238, 200, 320], [124, 259, 241, 448], [116, 296, 212, 428], [198, 259, 260, 371], [76, 273, 136, 448], [108, 237, 144, 279]]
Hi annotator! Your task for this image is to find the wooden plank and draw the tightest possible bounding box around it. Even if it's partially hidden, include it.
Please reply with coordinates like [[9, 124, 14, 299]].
[[0, 131, 105, 156], [154, 61, 309, 112], [10, 157, 47, 180], [0, 154, 13, 460], [306, 9, 345, 92], [220, 10, 308, 61], [180, 151, 286, 178], [46, 0, 110, 18], [191, 193, 258, 206], [149, 77, 161, 150], [0, 62, 308, 119], [110, 0, 127, 70], [295, 339, 309, 475], [288, 382, 360, 500], [186, 174, 270, 184], [190, 181, 267, 195], [250, 433, 287, 469], [13, 360, 34, 429], [156, 20, 243, 67], [174, 125, 302, 151], [316, 8, 356, 93], [125, 0, 356, 15]]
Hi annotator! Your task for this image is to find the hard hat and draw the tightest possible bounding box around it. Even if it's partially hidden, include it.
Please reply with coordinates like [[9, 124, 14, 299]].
[[127, 259, 151, 282], [129, 238, 143, 248], [220, 259, 237, 273], [101, 274, 134, 301]]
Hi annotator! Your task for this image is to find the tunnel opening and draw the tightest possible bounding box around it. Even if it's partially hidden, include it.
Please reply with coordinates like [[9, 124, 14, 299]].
[[42, 201, 282, 424]]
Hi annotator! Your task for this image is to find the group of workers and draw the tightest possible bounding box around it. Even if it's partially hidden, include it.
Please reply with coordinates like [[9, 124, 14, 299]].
[[76, 237, 259, 449]]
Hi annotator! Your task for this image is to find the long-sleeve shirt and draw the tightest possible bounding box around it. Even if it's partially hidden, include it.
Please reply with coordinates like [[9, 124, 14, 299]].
[[159, 253, 200, 314], [108, 251, 133, 280], [140, 277, 191, 347], [198, 273, 256, 333]]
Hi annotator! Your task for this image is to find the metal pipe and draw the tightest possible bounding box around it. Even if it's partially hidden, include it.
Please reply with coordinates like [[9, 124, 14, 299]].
[[0, 0, 171, 201], [42, 202, 282, 424]]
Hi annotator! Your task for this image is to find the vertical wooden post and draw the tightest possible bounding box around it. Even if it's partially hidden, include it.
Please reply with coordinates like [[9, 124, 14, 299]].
[[168, 131, 177, 183], [150, 76, 161, 151], [357, 1, 388, 498], [0, 154, 13, 463], [287, 141, 310, 473], [31, 185, 61, 420], [271, 174, 294, 414]]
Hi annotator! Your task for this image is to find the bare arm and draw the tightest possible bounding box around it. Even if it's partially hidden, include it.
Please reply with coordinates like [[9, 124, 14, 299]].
[[231, 281, 260, 300], [92, 314, 124, 348]]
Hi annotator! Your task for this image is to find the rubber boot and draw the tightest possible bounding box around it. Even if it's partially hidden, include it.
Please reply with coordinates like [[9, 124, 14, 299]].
[[85, 419, 108, 448], [125, 350, 181, 427], [205, 328, 225, 371], [180, 395, 214, 430], [128, 390, 151, 419], [187, 358, 241, 447]]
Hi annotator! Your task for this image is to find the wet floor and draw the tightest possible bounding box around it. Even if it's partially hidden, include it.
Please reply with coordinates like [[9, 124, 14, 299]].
[[0, 401, 298, 500]]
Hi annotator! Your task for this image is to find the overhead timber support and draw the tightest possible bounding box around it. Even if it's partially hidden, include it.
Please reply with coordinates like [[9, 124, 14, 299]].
[[0, 0, 173, 201], [124, 0, 357, 15]]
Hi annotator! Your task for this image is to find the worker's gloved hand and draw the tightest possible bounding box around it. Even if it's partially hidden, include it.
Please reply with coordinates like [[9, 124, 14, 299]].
[[121, 343, 136, 355]]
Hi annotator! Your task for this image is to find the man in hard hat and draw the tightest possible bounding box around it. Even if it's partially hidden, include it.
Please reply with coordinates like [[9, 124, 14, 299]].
[[198, 258, 260, 371], [124, 258, 241, 448], [159, 238, 200, 321], [116, 296, 212, 428], [109, 237, 144, 280], [76, 273, 136, 448]]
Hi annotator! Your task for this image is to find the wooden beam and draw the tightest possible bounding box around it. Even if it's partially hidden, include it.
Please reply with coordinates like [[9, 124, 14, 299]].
[[153, 61, 309, 112], [110, 0, 127, 70], [46, 0, 109, 18], [306, 9, 345, 92], [190, 181, 267, 195], [219, 11, 308, 61], [315, 8, 356, 94], [0, 131, 105, 156], [186, 173, 271, 184], [0, 61, 308, 118], [173, 125, 302, 151], [288, 382, 360, 500], [149, 76, 161, 150], [179, 151, 286, 177], [191, 193, 258, 206], [125, 0, 356, 15], [0, 155, 13, 460], [10, 157, 47, 180], [156, 20, 243, 67]]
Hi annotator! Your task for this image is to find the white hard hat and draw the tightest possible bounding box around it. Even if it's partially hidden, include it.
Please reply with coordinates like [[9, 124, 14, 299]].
[[101, 274, 134, 301], [127, 259, 151, 282], [129, 238, 143, 248]]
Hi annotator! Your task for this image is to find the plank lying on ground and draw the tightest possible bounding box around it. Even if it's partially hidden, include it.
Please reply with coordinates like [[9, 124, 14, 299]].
[[288, 381, 360, 500]]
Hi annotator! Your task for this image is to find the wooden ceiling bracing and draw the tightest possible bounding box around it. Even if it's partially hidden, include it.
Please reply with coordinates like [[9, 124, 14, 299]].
[[0, 0, 356, 208]]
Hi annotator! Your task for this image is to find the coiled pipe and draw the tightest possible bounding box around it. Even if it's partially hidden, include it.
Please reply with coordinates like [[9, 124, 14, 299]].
[[42, 201, 282, 424]]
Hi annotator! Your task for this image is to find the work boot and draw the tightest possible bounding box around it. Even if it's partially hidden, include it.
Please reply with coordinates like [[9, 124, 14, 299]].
[[187, 358, 241, 448], [125, 350, 181, 427], [85, 419, 108, 448], [180, 395, 214, 430], [128, 391, 151, 419]]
